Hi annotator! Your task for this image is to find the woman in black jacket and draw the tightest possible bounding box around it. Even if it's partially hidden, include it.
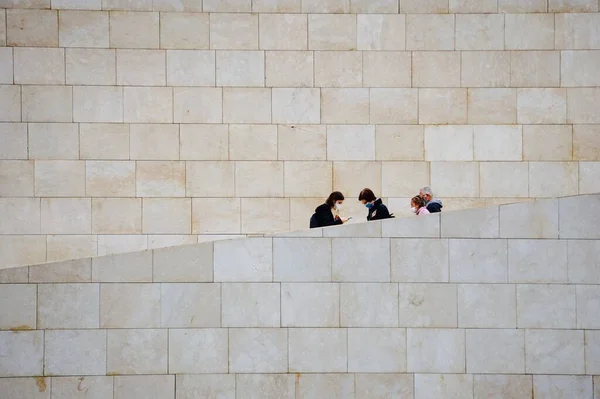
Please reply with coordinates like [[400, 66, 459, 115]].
[[310, 191, 348, 228], [358, 188, 393, 221]]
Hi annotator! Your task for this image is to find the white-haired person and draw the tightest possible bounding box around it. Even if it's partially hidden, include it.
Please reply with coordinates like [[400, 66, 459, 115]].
[[419, 186, 443, 213]]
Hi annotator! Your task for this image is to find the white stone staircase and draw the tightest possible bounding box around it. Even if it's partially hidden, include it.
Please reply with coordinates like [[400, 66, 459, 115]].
[[0, 194, 599, 398]]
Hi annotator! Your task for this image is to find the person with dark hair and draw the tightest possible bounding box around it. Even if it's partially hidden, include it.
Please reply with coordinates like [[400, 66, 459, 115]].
[[358, 188, 393, 221], [411, 195, 430, 216], [310, 191, 349, 228]]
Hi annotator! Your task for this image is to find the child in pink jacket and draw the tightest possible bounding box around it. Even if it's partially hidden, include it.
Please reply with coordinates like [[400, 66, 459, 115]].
[[411, 196, 430, 216]]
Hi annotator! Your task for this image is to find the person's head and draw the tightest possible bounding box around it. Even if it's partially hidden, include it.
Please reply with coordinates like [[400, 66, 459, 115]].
[[419, 186, 433, 202], [326, 191, 345, 210], [358, 188, 377, 208], [411, 195, 426, 212]]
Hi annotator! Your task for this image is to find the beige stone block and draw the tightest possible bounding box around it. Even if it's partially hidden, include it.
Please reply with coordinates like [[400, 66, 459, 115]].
[[357, 14, 405, 50], [0, 284, 36, 330], [587, 331, 600, 373], [480, 162, 528, 197], [289, 328, 347, 372], [375, 125, 423, 161], [534, 375, 594, 399], [136, 161, 185, 197], [562, 50, 600, 87], [14, 48, 64, 85], [451, 240, 508, 283], [109, 11, 159, 49], [431, 161, 479, 197], [363, 51, 411, 88], [251, 0, 300, 12], [59, 11, 108, 48], [235, 161, 283, 197], [461, 51, 510, 87], [511, 51, 560, 88], [80, 123, 129, 160], [314, 51, 361, 88], [166, 50, 214, 86], [0, 48, 11, 84], [130, 123, 178, 159], [0, 10, 4, 46], [114, 376, 174, 399], [229, 328, 287, 373], [407, 329, 466, 373], [100, 283, 160, 328], [333, 238, 390, 281], [101, 0, 152, 10], [412, 52, 460, 88], [321, 89, 369, 124], [174, 87, 222, 123], [349, 328, 406, 372], [0, 331, 44, 377], [236, 375, 294, 399], [73, 86, 123, 123], [52, 0, 101, 9], [0, 378, 50, 399], [518, 284, 576, 328], [142, 198, 191, 234], [302, 0, 348, 12], [22, 85, 72, 123], [351, 0, 398, 12], [51, 377, 113, 399], [425, 125, 473, 161], [107, 329, 167, 374], [274, 87, 320, 124], [568, 88, 600, 124], [400, 0, 448, 12], [35, 160, 85, 197], [284, 161, 331, 197], [0, 236, 46, 268], [509, 239, 568, 283], [28, 123, 78, 160], [296, 374, 354, 399], [222, 282, 280, 326], [580, 162, 600, 194], [382, 162, 429, 197], [555, 13, 600, 50], [559, 194, 600, 239], [308, 14, 356, 51], [153, 243, 213, 282], [474, 125, 522, 161], [192, 198, 240, 234], [97, 234, 148, 256], [38, 283, 99, 329], [0, 160, 33, 196], [0, 124, 27, 160], [29, 258, 91, 283], [278, 125, 326, 161], [203, 0, 250, 11], [242, 198, 288, 232], [160, 12, 208, 49], [523, 125, 572, 161], [467, 329, 524, 373], [499, 0, 547, 11], [45, 330, 107, 376], [86, 161, 135, 197], [223, 88, 271, 123], [92, 198, 141, 234], [210, 13, 257, 50], [340, 283, 398, 326], [406, 14, 454, 50], [499, 198, 558, 238], [398, 283, 456, 327], [518, 88, 567, 124], [41, 198, 91, 234], [259, 14, 306, 50], [162, 283, 219, 327], [474, 375, 532, 399], [574, 125, 600, 160], [468, 88, 517, 124], [505, 14, 554, 50], [0, 86, 20, 122], [327, 125, 375, 161], [370, 89, 418, 124], [46, 235, 97, 262], [7, 10, 57, 47], [265, 51, 312, 87], [530, 161, 578, 197], [333, 161, 381, 198], [66, 49, 115, 85], [550, 0, 598, 11], [577, 285, 600, 328], [355, 374, 414, 399], [151, 235, 199, 248], [186, 161, 234, 197], [116, 49, 165, 86], [0, 266, 35, 284], [451, 0, 497, 11], [153, 0, 201, 11], [456, 14, 503, 50], [419, 88, 467, 124], [180, 124, 228, 161], [526, 329, 585, 374], [214, 237, 272, 282], [0, 198, 39, 235], [281, 282, 337, 325]]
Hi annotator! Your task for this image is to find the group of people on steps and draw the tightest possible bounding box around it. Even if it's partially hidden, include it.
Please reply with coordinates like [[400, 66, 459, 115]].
[[310, 186, 443, 229]]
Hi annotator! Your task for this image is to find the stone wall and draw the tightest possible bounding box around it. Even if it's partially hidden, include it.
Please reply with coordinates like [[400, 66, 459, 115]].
[[1, 0, 600, 267], [0, 194, 599, 398]]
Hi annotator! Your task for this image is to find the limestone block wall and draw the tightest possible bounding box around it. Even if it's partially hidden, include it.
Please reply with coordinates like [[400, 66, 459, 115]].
[[0, 194, 599, 398], [1, 0, 600, 267]]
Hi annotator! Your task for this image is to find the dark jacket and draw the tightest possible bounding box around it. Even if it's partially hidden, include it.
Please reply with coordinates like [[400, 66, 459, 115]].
[[310, 203, 343, 228], [425, 198, 443, 213], [367, 198, 393, 221]]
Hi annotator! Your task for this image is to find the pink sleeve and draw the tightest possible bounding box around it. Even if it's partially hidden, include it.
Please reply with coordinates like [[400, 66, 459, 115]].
[[418, 208, 430, 215]]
